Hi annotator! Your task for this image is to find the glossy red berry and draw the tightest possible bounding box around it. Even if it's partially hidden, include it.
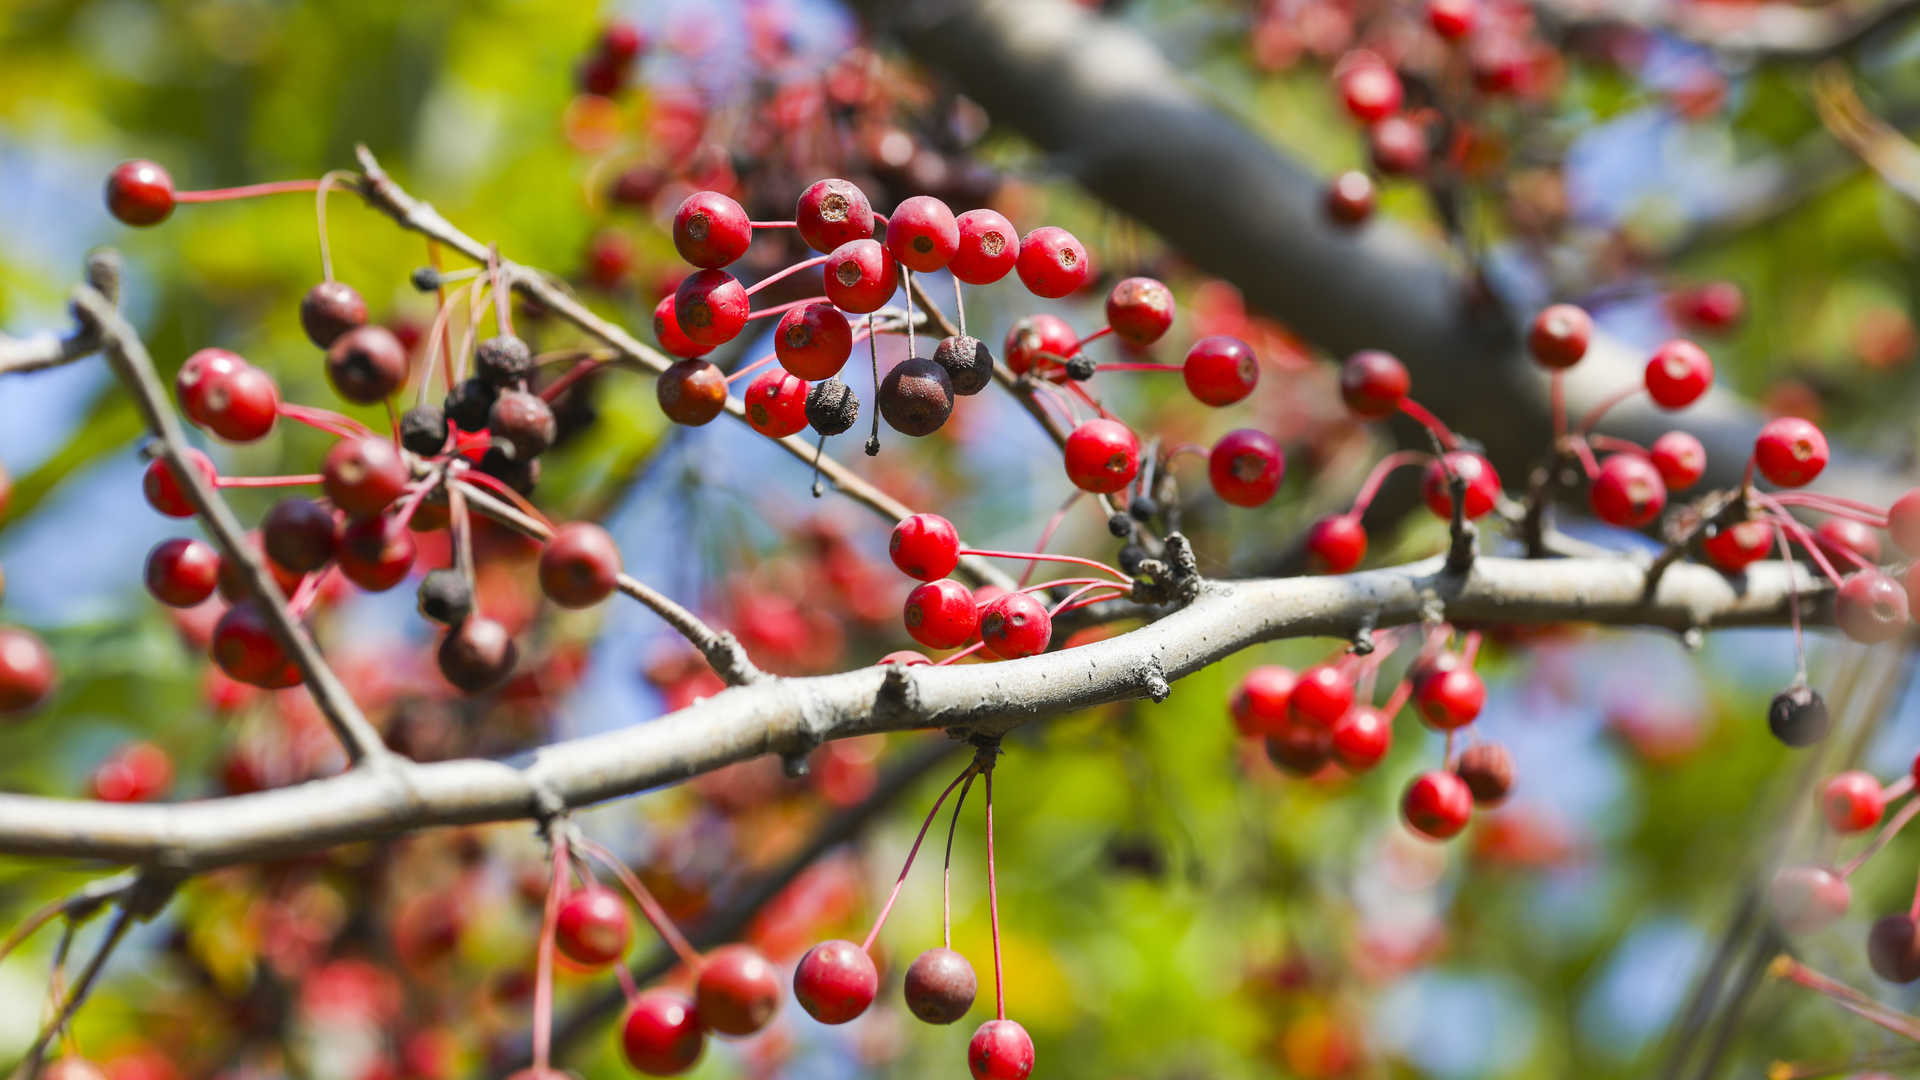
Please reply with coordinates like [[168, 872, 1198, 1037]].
[[539, 522, 623, 608], [145, 538, 221, 608], [890, 514, 961, 581], [1338, 350, 1410, 418], [694, 944, 782, 1036], [1836, 571, 1908, 644], [1064, 419, 1141, 494], [672, 191, 752, 268], [903, 579, 979, 650], [951, 209, 1020, 284], [1337, 57, 1403, 122], [775, 301, 853, 380], [1816, 517, 1882, 566], [1182, 335, 1259, 406], [1454, 742, 1514, 806], [980, 591, 1052, 660], [968, 1019, 1035, 1080], [1208, 429, 1284, 507], [1427, 0, 1477, 39], [796, 178, 876, 254], [1589, 453, 1667, 528], [1753, 416, 1828, 488], [904, 947, 977, 1025], [672, 269, 750, 347], [1305, 514, 1368, 573], [793, 939, 878, 1024], [822, 238, 899, 314], [326, 325, 409, 406], [652, 295, 715, 359], [886, 195, 960, 272], [299, 281, 368, 348], [1888, 489, 1920, 556], [555, 885, 633, 968], [1649, 431, 1706, 490], [1821, 770, 1885, 832], [1326, 170, 1376, 226], [1402, 770, 1473, 840], [1416, 667, 1485, 730], [1528, 304, 1591, 370], [322, 436, 410, 518], [656, 358, 728, 427], [1702, 519, 1773, 572], [437, 616, 517, 693], [1015, 226, 1091, 298], [0, 627, 57, 714], [620, 990, 704, 1076], [1290, 664, 1354, 729], [143, 450, 216, 518], [105, 160, 174, 226], [1369, 115, 1428, 174], [338, 515, 417, 592], [1421, 452, 1500, 520], [1106, 277, 1175, 346], [1644, 340, 1713, 409], [91, 742, 172, 802], [1769, 865, 1851, 935], [176, 348, 245, 426], [1330, 706, 1391, 771], [183, 354, 279, 443], [1672, 281, 1745, 332], [262, 498, 339, 573], [743, 369, 810, 439], [1004, 314, 1078, 377], [211, 603, 297, 689], [1230, 665, 1297, 738]]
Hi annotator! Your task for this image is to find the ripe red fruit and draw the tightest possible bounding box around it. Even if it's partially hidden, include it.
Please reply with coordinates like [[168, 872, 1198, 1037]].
[[1305, 514, 1368, 573], [1702, 519, 1773, 572], [338, 516, 416, 592], [1338, 350, 1410, 418], [300, 281, 368, 348], [672, 191, 752, 268], [980, 591, 1052, 659], [145, 538, 221, 607], [1266, 722, 1334, 776], [1421, 452, 1500, 520], [1528, 304, 1591, 370], [0, 627, 57, 714], [822, 238, 899, 314], [968, 1019, 1035, 1080], [91, 741, 172, 802], [143, 450, 216, 518], [190, 361, 279, 443], [1753, 416, 1828, 488], [879, 650, 932, 666], [1769, 865, 1851, 935], [437, 616, 517, 693], [555, 885, 633, 968], [322, 437, 410, 518], [1869, 913, 1920, 983], [652, 295, 714, 359], [1106, 277, 1176, 346], [1889, 489, 1920, 556], [1208, 429, 1284, 507], [1836, 571, 1908, 644], [1337, 58, 1403, 122], [1004, 314, 1079, 377], [657, 358, 728, 427], [904, 946, 977, 1024], [1454, 742, 1514, 806], [903, 578, 979, 650], [1672, 281, 1745, 332], [796, 178, 876, 254], [176, 348, 245, 426], [537, 522, 622, 609], [1427, 0, 1477, 39], [693, 944, 782, 1036], [1644, 340, 1713, 409], [211, 603, 297, 689], [774, 301, 853, 380], [1816, 517, 1882, 567], [598, 20, 646, 62], [586, 230, 634, 289], [105, 160, 174, 226], [1368, 115, 1428, 174], [793, 939, 878, 1024], [1064, 419, 1142, 495], [1231, 665, 1297, 738], [1402, 770, 1473, 840], [890, 514, 961, 581], [1589, 453, 1667, 528], [951, 209, 1020, 284], [1015, 226, 1091, 298], [1182, 335, 1259, 406], [1290, 664, 1354, 729], [1330, 706, 1391, 771], [262, 498, 340, 573], [1326, 170, 1376, 226], [672, 269, 749, 347], [1415, 667, 1485, 730], [886, 195, 960, 272], [327, 325, 410, 406], [1821, 770, 1885, 832], [743, 369, 811, 438], [620, 990, 704, 1076], [1649, 431, 1706, 490]]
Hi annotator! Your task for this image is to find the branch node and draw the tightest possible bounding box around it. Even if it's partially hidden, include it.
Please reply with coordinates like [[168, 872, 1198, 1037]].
[[1140, 660, 1171, 703], [1351, 615, 1378, 656]]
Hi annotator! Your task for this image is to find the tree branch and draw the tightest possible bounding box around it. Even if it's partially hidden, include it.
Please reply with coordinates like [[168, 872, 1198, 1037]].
[[1536, 0, 1920, 60]]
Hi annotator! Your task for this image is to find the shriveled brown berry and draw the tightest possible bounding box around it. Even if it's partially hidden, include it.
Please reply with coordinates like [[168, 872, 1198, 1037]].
[[489, 390, 558, 459], [806, 378, 859, 436], [326, 325, 409, 405], [444, 378, 497, 432], [300, 281, 368, 348], [476, 334, 534, 387], [261, 498, 340, 573], [539, 522, 622, 608], [878, 356, 955, 436], [1453, 743, 1514, 806], [904, 947, 977, 1025], [400, 404, 450, 456], [417, 568, 474, 625], [437, 616, 518, 693], [657, 358, 727, 426], [932, 334, 993, 396]]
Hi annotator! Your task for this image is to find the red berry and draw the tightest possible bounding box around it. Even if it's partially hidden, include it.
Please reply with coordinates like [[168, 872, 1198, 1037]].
[[886, 195, 960, 272], [1889, 489, 1920, 557], [1702, 519, 1773, 572], [211, 603, 298, 689], [951, 209, 1020, 284], [1421, 452, 1500, 520], [0, 627, 57, 715], [1305, 514, 1367, 573], [1821, 770, 1885, 832], [1290, 664, 1354, 729], [176, 348, 246, 427], [1014, 226, 1091, 298], [903, 946, 977, 1025], [1330, 706, 1391, 771], [822, 238, 899, 314], [322, 437, 410, 518], [620, 990, 704, 1076], [262, 498, 340, 573], [1231, 665, 1297, 738], [539, 522, 622, 608], [1415, 667, 1485, 730], [903, 579, 979, 650], [652, 295, 715, 359], [1753, 416, 1828, 488], [793, 939, 878, 1024], [1454, 742, 1514, 805], [1208, 429, 1284, 507], [1266, 722, 1334, 775], [1672, 281, 1745, 332], [1649, 431, 1706, 491], [555, 885, 633, 968], [657, 358, 728, 426], [1182, 335, 1259, 406], [744, 369, 811, 438], [1836, 571, 1908, 644], [1004, 314, 1078, 377], [1528, 304, 1591, 370], [796, 178, 875, 254], [968, 1019, 1035, 1080], [338, 515, 416, 592], [1337, 57, 1403, 122], [672, 269, 749, 347], [182, 355, 279, 442], [299, 281, 368, 349], [1105, 277, 1175, 346], [1338, 350, 1410, 418], [598, 20, 646, 62], [694, 944, 782, 1036], [145, 538, 221, 608], [143, 450, 216, 518], [586, 230, 634, 289], [105, 160, 174, 226], [672, 191, 752, 268], [1769, 865, 1851, 935], [1064, 419, 1141, 494], [1644, 340, 1713, 409], [1402, 770, 1473, 840], [1815, 517, 1882, 567], [879, 650, 933, 666], [1369, 115, 1428, 174], [775, 302, 853, 380], [980, 591, 1052, 659], [91, 742, 172, 802], [1589, 453, 1667, 528], [890, 514, 961, 581], [1427, 0, 1478, 39], [1326, 170, 1376, 226], [326, 325, 410, 406]]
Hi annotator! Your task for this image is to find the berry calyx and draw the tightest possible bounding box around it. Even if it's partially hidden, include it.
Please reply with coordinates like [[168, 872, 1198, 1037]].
[[1420, 452, 1500, 520], [1106, 277, 1176, 346], [903, 579, 979, 650], [885, 195, 960, 273], [822, 238, 899, 314], [672, 269, 750, 347], [145, 538, 221, 608], [322, 436, 410, 518], [300, 281, 368, 349], [694, 944, 782, 1036], [554, 885, 633, 968], [904, 946, 977, 1025], [1644, 340, 1713, 409], [657, 358, 728, 426], [967, 1019, 1035, 1080], [1821, 770, 1884, 833], [1338, 350, 1409, 418], [1305, 514, 1368, 573], [1015, 226, 1091, 298], [1290, 664, 1354, 729], [980, 591, 1052, 660], [143, 450, 217, 518], [796, 178, 875, 254], [1649, 431, 1706, 491], [105, 160, 174, 226], [1454, 742, 1514, 806], [793, 938, 878, 1024], [1415, 666, 1485, 730], [539, 522, 623, 608], [951, 209, 1020, 284], [744, 369, 811, 438], [774, 302, 853, 380], [878, 356, 956, 437], [1836, 571, 1909, 644], [620, 990, 705, 1076], [1752, 416, 1828, 488], [672, 190, 752, 269], [0, 627, 57, 714], [890, 514, 961, 581], [1588, 453, 1667, 528], [1528, 304, 1591, 370], [1208, 428, 1284, 507], [326, 325, 409, 405], [1401, 770, 1473, 840], [1330, 706, 1391, 771], [1064, 419, 1142, 495], [1182, 335, 1259, 406]]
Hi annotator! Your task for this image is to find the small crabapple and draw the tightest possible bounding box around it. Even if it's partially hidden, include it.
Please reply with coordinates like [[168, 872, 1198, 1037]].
[[672, 269, 750, 347], [890, 514, 961, 581], [903, 579, 979, 650], [437, 616, 517, 693], [1265, 722, 1334, 776], [300, 281, 368, 349], [143, 450, 216, 518], [1427, 0, 1478, 39], [1208, 429, 1284, 507], [262, 498, 339, 573], [1701, 518, 1773, 573], [672, 190, 752, 268], [1453, 742, 1514, 806], [796, 178, 875, 254], [1421, 452, 1500, 520], [211, 603, 297, 689], [878, 356, 955, 436], [980, 591, 1052, 659], [1649, 431, 1706, 491], [822, 238, 899, 314], [1888, 489, 1920, 556], [1330, 706, 1391, 771], [775, 302, 853, 380], [656, 358, 728, 426], [1230, 665, 1297, 738], [1769, 865, 1851, 935], [1752, 416, 1828, 488], [1836, 571, 1908, 644], [1290, 664, 1354, 729], [1337, 57, 1403, 122], [620, 990, 705, 1076], [322, 436, 410, 518], [1325, 170, 1375, 226], [1815, 517, 1882, 566], [652, 295, 715, 359], [1338, 350, 1410, 418], [968, 1019, 1035, 1080], [885, 195, 960, 273], [555, 886, 633, 968], [1064, 419, 1141, 494], [1402, 770, 1473, 840], [1004, 314, 1078, 377], [1589, 453, 1667, 528], [0, 627, 57, 714], [1528, 304, 1592, 370], [1106, 277, 1175, 346], [793, 939, 878, 1024], [1869, 914, 1920, 983], [694, 944, 782, 1036], [1182, 335, 1259, 406], [951, 209, 1020, 284], [1305, 514, 1367, 573], [540, 522, 622, 608], [1644, 340, 1713, 409], [933, 334, 994, 396], [145, 538, 221, 608], [1821, 770, 1885, 833], [105, 160, 174, 225], [338, 515, 417, 593], [326, 325, 409, 405], [904, 947, 977, 1025], [1015, 226, 1091, 298], [743, 369, 811, 438], [1369, 115, 1428, 174], [1415, 667, 1485, 730]]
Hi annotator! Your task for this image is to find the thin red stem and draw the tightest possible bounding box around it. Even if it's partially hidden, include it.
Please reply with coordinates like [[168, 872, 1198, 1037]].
[[1550, 371, 1565, 439], [214, 473, 323, 489], [1380, 678, 1414, 717], [540, 358, 607, 402], [576, 837, 702, 969], [1048, 581, 1130, 615], [1569, 436, 1601, 480], [748, 220, 798, 229], [1350, 450, 1433, 515], [1397, 398, 1459, 450], [1773, 492, 1890, 525], [960, 548, 1128, 583], [1064, 380, 1117, 420], [1574, 384, 1643, 435], [861, 765, 977, 952], [942, 773, 978, 950], [984, 764, 1005, 1022], [276, 402, 372, 440], [1094, 361, 1182, 373], [1074, 326, 1113, 351], [1018, 491, 1083, 589], [173, 178, 324, 202], [531, 830, 568, 1074], [745, 256, 831, 298], [934, 642, 989, 666], [724, 354, 779, 386], [1587, 433, 1649, 457]]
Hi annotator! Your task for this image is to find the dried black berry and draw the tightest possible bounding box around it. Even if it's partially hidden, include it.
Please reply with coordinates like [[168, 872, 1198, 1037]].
[[1107, 513, 1134, 538], [806, 378, 860, 436], [416, 568, 474, 626], [475, 334, 533, 387], [478, 446, 539, 495], [1066, 354, 1097, 381], [1768, 684, 1830, 747], [399, 405, 450, 457], [443, 377, 498, 433], [1129, 495, 1159, 522], [932, 334, 993, 396], [409, 266, 444, 292], [1118, 543, 1149, 575]]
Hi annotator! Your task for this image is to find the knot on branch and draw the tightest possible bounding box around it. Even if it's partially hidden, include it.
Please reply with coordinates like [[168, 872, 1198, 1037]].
[[1351, 615, 1378, 656], [876, 660, 923, 720], [1140, 659, 1171, 703], [702, 632, 766, 686], [1128, 532, 1204, 607]]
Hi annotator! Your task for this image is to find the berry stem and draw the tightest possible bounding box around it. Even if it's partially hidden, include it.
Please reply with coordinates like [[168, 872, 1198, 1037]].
[[723, 353, 779, 386], [531, 828, 568, 1075], [865, 314, 881, 457], [984, 762, 1006, 1022], [959, 548, 1129, 583], [1396, 398, 1459, 450], [1550, 371, 1565, 439], [942, 772, 978, 950], [574, 835, 703, 969], [1461, 630, 1481, 666], [1010, 577, 1119, 596], [1586, 433, 1649, 457], [172, 178, 325, 203], [1350, 450, 1433, 516], [745, 295, 832, 323], [1757, 497, 1846, 587], [1768, 521, 1811, 683], [213, 473, 323, 489], [1094, 361, 1182, 373], [744, 255, 830, 298], [1064, 379, 1116, 421], [1840, 795, 1920, 878], [1772, 957, 1920, 1041], [1048, 580, 1131, 615], [540, 357, 608, 401], [1573, 384, 1643, 435], [1568, 436, 1601, 481], [1380, 677, 1414, 718], [1771, 492, 1890, 525], [454, 472, 552, 532], [1074, 326, 1113, 351], [313, 170, 354, 283], [953, 274, 968, 337], [860, 763, 978, 952], [276, 402, 374, 440], [747, 220, 797, 229], [1018, 490, 1083, 588], [933, 642, 989, 666]]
